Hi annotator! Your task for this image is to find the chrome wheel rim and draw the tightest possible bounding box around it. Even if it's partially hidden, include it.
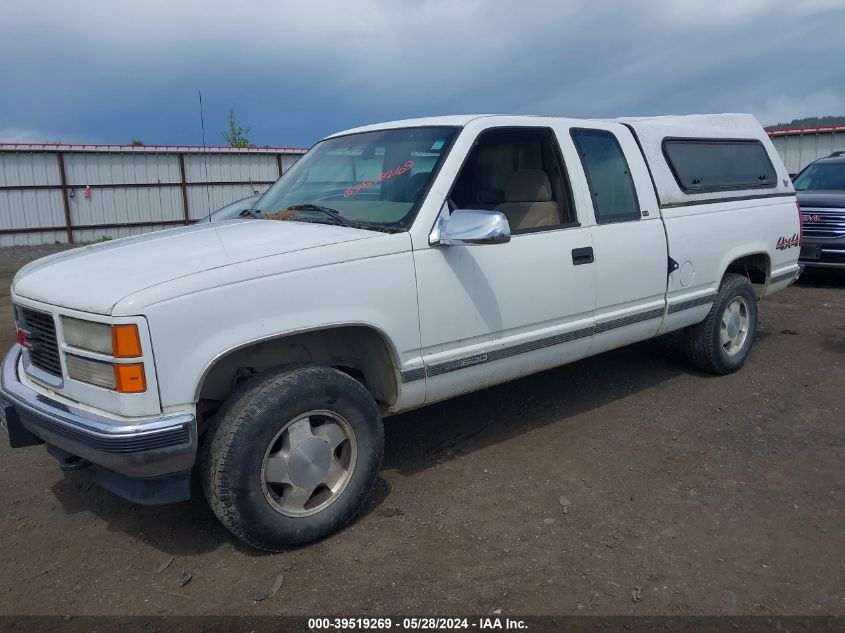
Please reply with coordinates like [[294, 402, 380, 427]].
[[260, 410, 357, 518], [720, 296, 749, 356]]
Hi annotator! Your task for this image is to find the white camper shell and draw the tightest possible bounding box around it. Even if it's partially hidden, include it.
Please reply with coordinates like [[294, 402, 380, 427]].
[[620, 113, 792, 206]]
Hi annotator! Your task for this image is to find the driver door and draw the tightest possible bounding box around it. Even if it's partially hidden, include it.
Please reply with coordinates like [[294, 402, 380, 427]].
[[412, 126, 596, 404]]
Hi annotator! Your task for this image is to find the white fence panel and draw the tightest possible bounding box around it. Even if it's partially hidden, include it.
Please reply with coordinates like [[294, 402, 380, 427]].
[[64, 153, 181, 186], [184, 153, 279, 183], [0, 152, 61, 187], [0, 144, 304, 246], [768, 128, 845, 174], [69, 185, 184, 227], [0, 189, 68, 247]]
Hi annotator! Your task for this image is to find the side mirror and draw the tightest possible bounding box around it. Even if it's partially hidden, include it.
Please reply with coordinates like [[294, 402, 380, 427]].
[[429, 209, 511, 247]]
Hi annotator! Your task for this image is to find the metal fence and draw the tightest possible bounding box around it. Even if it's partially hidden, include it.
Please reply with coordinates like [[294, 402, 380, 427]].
[[4, 128, 843, 248], [0, 143, 306, 247], [767, 125, 845, 175]]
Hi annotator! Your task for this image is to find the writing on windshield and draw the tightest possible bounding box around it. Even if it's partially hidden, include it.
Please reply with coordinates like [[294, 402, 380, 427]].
[[344, 160, 414, 198]]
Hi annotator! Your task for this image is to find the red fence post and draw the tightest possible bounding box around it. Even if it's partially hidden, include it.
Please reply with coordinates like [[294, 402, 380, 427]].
[[56, 152, 75, 244], [178, 153, 190, 224]]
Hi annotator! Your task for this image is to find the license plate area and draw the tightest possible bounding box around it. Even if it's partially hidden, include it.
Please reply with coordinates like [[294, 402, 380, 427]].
[[800, 245, 822, 261]]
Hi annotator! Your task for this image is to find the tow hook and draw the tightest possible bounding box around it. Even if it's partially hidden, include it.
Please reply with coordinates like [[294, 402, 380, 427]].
[[46, 444, 92, 472]]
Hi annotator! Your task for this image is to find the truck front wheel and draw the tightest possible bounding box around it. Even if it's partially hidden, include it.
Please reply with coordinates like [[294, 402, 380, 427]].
[[684, 272, 758, 375], [201, 365, 384, 551]]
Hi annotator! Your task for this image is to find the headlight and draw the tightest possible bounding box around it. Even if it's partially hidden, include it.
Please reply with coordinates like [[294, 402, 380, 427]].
[[65, 354, 147, 393], [65, 354, 116, 389], [61, 317, 146, 393], [62, 317, 112, 354], [62, 318, 142, 357]]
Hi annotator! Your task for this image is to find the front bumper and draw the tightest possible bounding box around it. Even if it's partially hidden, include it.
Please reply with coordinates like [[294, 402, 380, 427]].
[[0, 345, 197, 504], [800, 238, 845, 269]]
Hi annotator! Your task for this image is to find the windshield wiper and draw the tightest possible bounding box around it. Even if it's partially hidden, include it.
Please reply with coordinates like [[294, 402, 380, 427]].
[[284, 204, 360, 229], [239, 208, 263, 219]]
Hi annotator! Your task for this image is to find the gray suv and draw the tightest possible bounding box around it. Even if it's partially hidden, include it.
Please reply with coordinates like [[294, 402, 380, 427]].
[[795, 151, 845, 269]]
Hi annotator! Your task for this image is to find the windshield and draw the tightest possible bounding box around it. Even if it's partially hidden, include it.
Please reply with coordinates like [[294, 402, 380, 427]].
[[793, 162, 845, 191], [255, 126, 458, 231]]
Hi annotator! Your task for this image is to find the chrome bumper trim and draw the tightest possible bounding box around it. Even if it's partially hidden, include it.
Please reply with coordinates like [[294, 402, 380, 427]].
[[800, 261, 845, 269], [1, 345, 197, 478]]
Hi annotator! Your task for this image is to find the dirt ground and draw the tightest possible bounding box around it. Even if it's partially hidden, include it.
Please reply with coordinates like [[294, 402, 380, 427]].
[[0, 244, 842, 617]]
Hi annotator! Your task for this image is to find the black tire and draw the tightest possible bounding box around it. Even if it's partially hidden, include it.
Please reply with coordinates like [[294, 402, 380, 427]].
[[201, 365, 384, 551], [684, 273, 758, 375]]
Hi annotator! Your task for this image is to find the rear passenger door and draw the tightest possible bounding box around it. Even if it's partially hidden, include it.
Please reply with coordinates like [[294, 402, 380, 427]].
[[568, 125, 667, 354]]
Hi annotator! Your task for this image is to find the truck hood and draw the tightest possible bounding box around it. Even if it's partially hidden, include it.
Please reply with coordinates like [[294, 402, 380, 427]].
[[796, 191, 845, 209], [13, 220, 380, 315]]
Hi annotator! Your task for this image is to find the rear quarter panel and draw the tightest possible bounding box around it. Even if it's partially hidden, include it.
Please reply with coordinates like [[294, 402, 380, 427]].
[[659, 196, 800, 334]]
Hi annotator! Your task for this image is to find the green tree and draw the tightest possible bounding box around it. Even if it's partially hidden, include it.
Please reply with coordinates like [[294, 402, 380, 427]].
[[130, 138, 144, 146], [223, 109, 251, 147]]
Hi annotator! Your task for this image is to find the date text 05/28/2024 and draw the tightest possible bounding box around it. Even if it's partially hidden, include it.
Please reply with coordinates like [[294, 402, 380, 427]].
[[307, 617, 528, 630]]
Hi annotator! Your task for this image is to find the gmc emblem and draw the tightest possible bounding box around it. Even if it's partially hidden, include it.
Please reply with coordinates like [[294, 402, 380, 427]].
[[16, 328, 33, 350]]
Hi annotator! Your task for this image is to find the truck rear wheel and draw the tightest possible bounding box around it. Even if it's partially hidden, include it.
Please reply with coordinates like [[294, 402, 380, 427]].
[[684, 273, 758, 375], [201, 365, 384, 551]]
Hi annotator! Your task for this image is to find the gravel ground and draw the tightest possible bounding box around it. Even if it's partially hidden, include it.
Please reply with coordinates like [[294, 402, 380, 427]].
[[0, 244, 842, 616]]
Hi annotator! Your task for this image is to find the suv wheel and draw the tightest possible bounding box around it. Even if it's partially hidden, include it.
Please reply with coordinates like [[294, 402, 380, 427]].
[[684, 272, 758, 375], [201, 365, 384, 551]]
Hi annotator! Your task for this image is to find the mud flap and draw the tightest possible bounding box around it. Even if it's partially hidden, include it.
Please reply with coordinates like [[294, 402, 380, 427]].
[[0, 398, 46, 448]]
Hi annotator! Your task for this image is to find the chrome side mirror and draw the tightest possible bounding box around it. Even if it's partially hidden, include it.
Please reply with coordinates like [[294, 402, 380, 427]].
[[429, 209, 511, 246]]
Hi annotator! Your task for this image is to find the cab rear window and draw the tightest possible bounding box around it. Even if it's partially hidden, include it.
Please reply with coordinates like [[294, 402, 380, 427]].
[[663, 139, 776, 193]]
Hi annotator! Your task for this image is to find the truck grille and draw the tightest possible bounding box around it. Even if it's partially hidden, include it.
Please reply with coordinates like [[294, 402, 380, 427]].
[[15, 306, 62, 377], [800, 207, 845, 240]]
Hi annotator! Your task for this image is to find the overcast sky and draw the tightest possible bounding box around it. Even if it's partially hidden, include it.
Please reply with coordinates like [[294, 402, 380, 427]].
[[1, 0, 843, 148]]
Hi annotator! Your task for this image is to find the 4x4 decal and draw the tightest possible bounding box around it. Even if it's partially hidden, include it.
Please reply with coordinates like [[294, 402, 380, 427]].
[[776, 234, 800, 250]]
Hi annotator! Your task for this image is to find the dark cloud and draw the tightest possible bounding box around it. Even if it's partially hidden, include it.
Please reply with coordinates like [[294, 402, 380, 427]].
[[1, 0, 843, 147]]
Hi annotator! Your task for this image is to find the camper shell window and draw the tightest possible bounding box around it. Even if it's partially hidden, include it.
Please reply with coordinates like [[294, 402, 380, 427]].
[[662, 138, 777, 193]]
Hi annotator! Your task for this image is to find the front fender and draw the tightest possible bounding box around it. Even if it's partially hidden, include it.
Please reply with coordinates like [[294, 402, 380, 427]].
[[125, 237, 423, 410]]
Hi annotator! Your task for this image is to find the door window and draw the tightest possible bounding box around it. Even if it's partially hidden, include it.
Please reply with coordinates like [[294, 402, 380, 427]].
[[450, 128, 576, 233], [571, 128, 640, 223]]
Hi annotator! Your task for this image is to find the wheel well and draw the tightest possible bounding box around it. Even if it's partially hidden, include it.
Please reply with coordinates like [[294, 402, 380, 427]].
[[197, 326, 399, 406], [725, 253, 770, 297]]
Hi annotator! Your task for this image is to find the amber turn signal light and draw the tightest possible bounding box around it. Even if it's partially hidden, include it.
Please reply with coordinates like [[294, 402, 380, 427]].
[[114, 363, 146, 393], [112, 324, 142, 358]]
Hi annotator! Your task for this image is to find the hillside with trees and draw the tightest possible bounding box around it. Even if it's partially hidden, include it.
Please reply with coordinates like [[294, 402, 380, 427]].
[[766, 115, 845, 130]]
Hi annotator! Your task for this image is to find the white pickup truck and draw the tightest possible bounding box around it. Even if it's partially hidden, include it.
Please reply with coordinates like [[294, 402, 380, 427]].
[[1, 114, 801, 551]]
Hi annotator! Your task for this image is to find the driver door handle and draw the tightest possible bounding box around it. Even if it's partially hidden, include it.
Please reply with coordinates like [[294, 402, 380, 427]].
[[572, 246, 594, 265]]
